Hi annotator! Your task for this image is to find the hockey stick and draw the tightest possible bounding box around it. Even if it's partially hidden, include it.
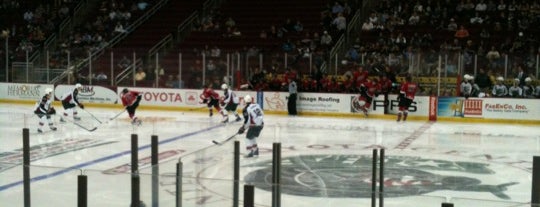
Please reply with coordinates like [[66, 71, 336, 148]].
[[82, 109, 102, 124], [61, 117, 97, 132], [109, 109, 126, 121], [212, 133, 239, 145]]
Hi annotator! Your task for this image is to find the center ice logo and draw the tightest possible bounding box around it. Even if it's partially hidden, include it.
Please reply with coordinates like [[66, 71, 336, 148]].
[[243, 154, 517, 199]]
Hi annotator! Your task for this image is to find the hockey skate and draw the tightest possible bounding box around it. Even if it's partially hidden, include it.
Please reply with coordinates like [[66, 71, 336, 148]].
[[221, 117, 229, 123], [131, 118, 142, 126], [50, 126, 57, 131], [209, 111, 213, 117], [60, 117, 66, 122], [37, 129, 43, 133], [235, 116, 242, 122], [73, 116, 81, 121], [245, 148, 259, 158]]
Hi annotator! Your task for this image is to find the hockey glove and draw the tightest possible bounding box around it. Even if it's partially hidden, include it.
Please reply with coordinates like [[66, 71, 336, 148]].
[[238, 126, 246, 134], [79, 103, 84, 109], [48, 107, 56, 115], [202, 99, 208, 104]]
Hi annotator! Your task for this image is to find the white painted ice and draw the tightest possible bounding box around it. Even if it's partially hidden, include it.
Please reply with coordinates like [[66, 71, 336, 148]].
[[0, 103, 539, 207]]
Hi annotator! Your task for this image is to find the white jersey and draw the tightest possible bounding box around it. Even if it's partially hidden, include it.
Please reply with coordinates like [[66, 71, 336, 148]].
[[61, 88, 81, 105], [460, 81, 472, 96], [223, 88, 239, 104], [508, 86, 522, 97], [34, 94, 53, 113], [243, 103, 264, 128], [491, 84, 508, 97]]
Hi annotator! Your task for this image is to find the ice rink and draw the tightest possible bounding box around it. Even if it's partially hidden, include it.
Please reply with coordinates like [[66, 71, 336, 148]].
[[0, 103, 539, 207]]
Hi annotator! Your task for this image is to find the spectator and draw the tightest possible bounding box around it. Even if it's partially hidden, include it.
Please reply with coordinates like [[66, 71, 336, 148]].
[[95, 71, 108, 81], [173, 74, 184, 89], [332, 12, 347, 32], [447, 18, 458, 31], [135, 68, 146, 82], [454, 25, 470, 39], [165, 75, 175, 88], [118, 56, 132, 69], [320, 31, 332, 48]]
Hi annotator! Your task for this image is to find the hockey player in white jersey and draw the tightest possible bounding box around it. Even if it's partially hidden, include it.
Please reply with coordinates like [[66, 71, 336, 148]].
[[522, 77, 536, 98], [33, 88, 57, 133], [492, 77, 508, 97], [220, 83, 242, 123], [508, 79, 523, 97], [237, 95, 264, 158], [60, 83, 84, 122]]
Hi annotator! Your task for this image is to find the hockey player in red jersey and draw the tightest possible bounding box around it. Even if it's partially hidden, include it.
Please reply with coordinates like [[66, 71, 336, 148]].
[[121, 88, 142, 125], [60, 83, 84, 122], [34, 88, 57, 133], [357, 78, 380, 117], [397, 75, 418, 122], [200, 83, 226, 119]]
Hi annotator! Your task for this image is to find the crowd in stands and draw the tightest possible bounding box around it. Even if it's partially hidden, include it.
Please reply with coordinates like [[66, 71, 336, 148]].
[[49, 0, 152, 70], [1, 0, 153, 74], [1, 0, 80, 64], [2, 0, 539, 99]]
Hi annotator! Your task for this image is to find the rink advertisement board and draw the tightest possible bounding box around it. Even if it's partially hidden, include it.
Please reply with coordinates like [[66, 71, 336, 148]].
[[385, 95, 429, 116], [437, 97, 540, 120], [119, 87, 258, 107], [55, 84, 118, 104], [0, 83, 54, 100], [119, 87, 201, 106]]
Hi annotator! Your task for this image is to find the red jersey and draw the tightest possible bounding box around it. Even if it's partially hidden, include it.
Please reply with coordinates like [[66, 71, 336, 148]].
[[362, 80, 380, 97], [354, 70, 369, 88], [379, 78, 393, 94], [200, 88, 220, 100], [121, 91, 140, 107], [400, 81, 418, 100]]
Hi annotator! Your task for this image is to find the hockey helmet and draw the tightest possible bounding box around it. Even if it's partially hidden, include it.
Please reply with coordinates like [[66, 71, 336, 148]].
[[467, 75, 474, 80], [514, 78, 520, 83], [45, 88, 53, 95], [75, 83, 82, 88], [525, 77, 532, 82], [122, 88, 129, 94], [496, 76, 504, 81], [221, 83, 228, 90], [244, 95, 253, 103], [463, 74, 471, 80]]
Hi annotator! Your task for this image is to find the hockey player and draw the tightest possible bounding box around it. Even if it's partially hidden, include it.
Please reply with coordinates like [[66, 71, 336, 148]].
[[467, 75, 481, 97], [460, 74, 473, 98], [357, 78, 379, 117], [508, 79, 523, 97], [397, 75, 418, 122], [237, 95, 264, 158], [60, 83, 84, 122], [34, 88, 57, 133], [121, 88, 143, 125], [220, 83, 242, 123], [492, 76, 508, 97], [200, 83, 226, 119], [522, 77, 536, 98]]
